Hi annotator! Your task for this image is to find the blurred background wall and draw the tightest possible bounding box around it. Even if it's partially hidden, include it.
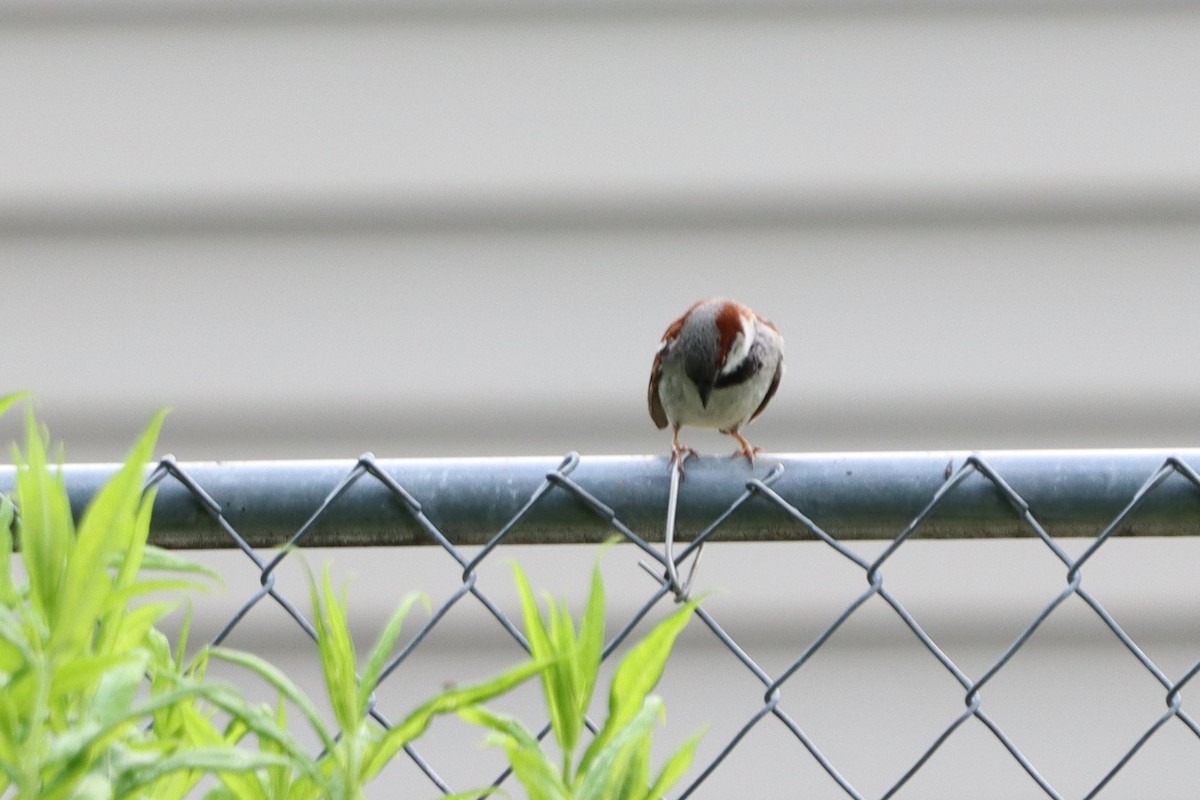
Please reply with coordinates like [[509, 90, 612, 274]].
[[3, 1, 1200, 797]]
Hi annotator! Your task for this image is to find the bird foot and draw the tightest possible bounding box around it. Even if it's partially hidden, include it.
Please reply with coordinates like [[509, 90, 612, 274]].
[[668, 427, 699, 474], [728, 431, 762, 465], [733, 444, 763, 465], [669, 444, 699, 474]]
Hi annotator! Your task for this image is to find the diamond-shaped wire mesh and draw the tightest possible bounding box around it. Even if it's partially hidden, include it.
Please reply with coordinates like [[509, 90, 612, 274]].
[[26, 451, 1200, 797]]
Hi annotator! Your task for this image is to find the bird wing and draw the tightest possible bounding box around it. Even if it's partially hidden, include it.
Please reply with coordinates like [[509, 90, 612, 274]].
[[648, 311, 692, 430], [648, 343, 670, 429], [748, 359, 783, 424]]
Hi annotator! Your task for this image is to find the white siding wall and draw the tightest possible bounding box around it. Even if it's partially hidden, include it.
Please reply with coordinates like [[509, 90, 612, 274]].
[[5, 2, 1200, 460]]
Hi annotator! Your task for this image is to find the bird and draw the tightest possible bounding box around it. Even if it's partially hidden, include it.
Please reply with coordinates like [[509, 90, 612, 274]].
[[648, 297, 784, 467]]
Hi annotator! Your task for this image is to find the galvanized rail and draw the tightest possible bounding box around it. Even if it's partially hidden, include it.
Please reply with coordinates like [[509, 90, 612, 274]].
[[1, 449, 1198, 548]]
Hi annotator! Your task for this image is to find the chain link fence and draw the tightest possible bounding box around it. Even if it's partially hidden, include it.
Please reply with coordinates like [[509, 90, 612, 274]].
[[4, 449, 1200, 798]]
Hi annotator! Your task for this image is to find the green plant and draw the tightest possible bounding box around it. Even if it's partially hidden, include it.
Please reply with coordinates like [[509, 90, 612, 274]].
[[201, 563, 547, 800], [459, 559, 705, 800], [0, 396, 301, 799], [0, 397, 545, 799]]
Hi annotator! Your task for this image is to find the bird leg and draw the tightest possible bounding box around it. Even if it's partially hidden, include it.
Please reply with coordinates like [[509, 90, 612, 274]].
[[669, 426, 699, 472], [727, 429, 763, 464]]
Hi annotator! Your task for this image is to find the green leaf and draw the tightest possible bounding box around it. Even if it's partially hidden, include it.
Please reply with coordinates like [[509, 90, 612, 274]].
[[506, 745, 571, 800], [358, 591, 427, 714], [576, 559, 606, 718], [65, 412, 165, 656], [578, 597, 699, 778], [45, 718, 105, 776], [362, 657, 546, 781], [263, 697, 297, 800], [75, 409, 164, 573], [511, 562, 575, 770], [111, 483, 156, 598], [437, 787, 506, 800], [168, 702, 268, 800], [43, 682, 215, 780], [206, 647, 336, 755], [184, 683, 319, 784], [15, 407, 76, 637], [460, 707, 569, 800], [0, 608, 30, 673], [458, 705, 544, 752], [0, 494, 15, 605], [123, 747, 297, 789], [89, 651, 150, 725], [63, 773, 112, 800], [512, 563, 555, 662], [621, 719, 657, 800], [0, 392, 28, 420], [48, 653, 135, 703], [640, 726, 706, 800], [106, 601, 179, 655], [311, 565, 360, 735], [575, 697, 663, 800], [108, 578, 206, 606], [137, 545, 223, 580], [172, 604, 194, 673], [544, 595, 580, 762]]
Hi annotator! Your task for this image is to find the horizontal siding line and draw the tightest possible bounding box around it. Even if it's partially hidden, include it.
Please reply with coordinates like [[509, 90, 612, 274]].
[[4, 186, 1200, 235], [1, 0, 1196, 27], [176, 603, 1197, 651], [17, 394, 1200, 462]]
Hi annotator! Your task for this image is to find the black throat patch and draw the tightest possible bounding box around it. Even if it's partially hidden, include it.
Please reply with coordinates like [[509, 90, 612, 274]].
[[713, 352, 762, 390]]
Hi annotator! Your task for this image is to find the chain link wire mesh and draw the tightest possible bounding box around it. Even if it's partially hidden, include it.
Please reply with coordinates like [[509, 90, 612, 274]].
[[11, 450, 1200, 797]]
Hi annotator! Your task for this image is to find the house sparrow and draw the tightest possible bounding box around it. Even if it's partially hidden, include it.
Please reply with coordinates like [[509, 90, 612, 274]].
[[648, 297, 784, 466]]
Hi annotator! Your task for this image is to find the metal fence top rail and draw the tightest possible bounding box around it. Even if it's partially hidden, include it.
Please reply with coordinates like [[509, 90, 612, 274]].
[[1, 448, 1199, 548]]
